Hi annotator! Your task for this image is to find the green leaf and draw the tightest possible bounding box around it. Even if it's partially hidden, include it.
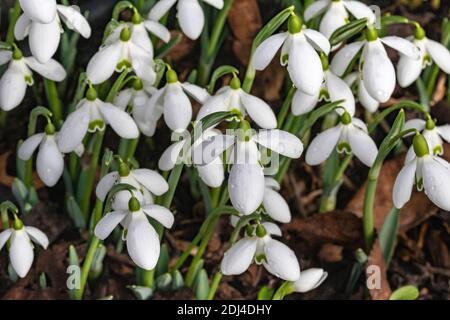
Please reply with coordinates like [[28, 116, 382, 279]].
[[379, 207, 400, 266], [66, 196, 86, 229], [103, 183, 137, 213], [155, 244, 170, 277], [155, 273, 172, 290], [192, 111, 236, 140], [207, 65, 239, 94], [39, 272, 47, 289], [11, 178, 28, 213], [299, 100, 344, 137], [88, 244, 106, 281], [27, 106, 53, 136], [195, 269, 210, 300], [257, 286, 274, 300], [171, 270, 184, 290], [389, 285, 419, 300], [380, 15, 409, 27], [330, 18, 367, 46], [127, 285, 153, 300]]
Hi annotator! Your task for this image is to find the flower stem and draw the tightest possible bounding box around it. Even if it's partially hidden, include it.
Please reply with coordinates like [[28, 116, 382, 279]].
[[277, 86, 295, 129], [44, 80, 63, 128], [207, 271, 223, 300], [6, 0, 20, 44], [74, 236, 101, 300]]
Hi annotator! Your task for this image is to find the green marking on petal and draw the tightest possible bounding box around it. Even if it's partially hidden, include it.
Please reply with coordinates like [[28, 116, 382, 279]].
[[337, 142, 351, 154], [88, 120, 105, 132]]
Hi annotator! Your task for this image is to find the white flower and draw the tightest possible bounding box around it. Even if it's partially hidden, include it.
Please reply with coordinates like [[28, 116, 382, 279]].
[[292, 66, 355, 116], [221, 222, 300, 281], [0, 219, 49, 278], [195, 122, 303, 214], [263, 177, 291, 223], [94, 197, 174, 270], [306, 112, 378, 167], [252, 15, 330, 96], [344, 71, 379, 113], [331, 28, 420, 103], [15, 5, 91, 63], [95, 162, 168, 211], [292, 268, 328, 293], [393, 133, 450, 211], [196, 77, 277, 129], [397, 28, 450, 87], [114, 79, 159, 137], [403, 118, 450, 160], [86, 25, 155, 85], [148, 0, 224, 40], [159, 128, 225, 188], [58, 88, 139, 153], [19, 0, 57, 24], [145, 69, 209, 132], [304, 0, 376, 39], [0, 48, 66, 111]]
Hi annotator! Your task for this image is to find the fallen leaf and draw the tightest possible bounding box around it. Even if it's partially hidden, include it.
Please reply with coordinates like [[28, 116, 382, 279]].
[[165, 31, 195, 62], [318, 243, 344, 263], [366, 239, 392, 300]]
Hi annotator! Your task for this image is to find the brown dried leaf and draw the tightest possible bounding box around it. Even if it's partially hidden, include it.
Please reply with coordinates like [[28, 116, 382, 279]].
[[318, 243, 344, 263], [165, 31, 195, 62], [366, 239, 392, 300]]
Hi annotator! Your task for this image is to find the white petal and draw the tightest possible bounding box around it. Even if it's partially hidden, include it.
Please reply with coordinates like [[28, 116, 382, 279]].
[[181, 82, 210, 104], [437, 125, 450, 144], [229, 163, 265, 215], [95, 171, 119, 201], [177, 0, 204, 40], [19, 0, 57, 24], [131, 26, 153, 57], [126, 212, 160, 270], [142, 204, 174, 228], [196, 91, 229, 121], [362, 40, 396, 103], [343, 0, 376, 24], [304, 29, 331, 55], [422, 156, 450, 211], [319, 2, 347, 39], [29, 18, 61, 63], [262, 222, 282, 237], [24, 227, 49, 249], [351, 117, 368, 132], [264, 239, 300, 281], [145, 87, 165, 122], [57, 104, 90, 153], [197, 156, 225, 188], [393, 159, 416, 209], [163, 84, 192, 131], [306, 125, 342, 165], [202, 0, 224, 9], [288, 37, 323, 96], [132, 169, 169, 196], [99, 102, 139, 139], [221, 237, 257, 275], [263, 188, 291, 223], [193, 134, 235, 165], [326, 71, 355, 116], [291, 89, 319, 115], [129, 43, 156, 84], [304, 0, 330, 21], [239, 91, 277, 129], [86, 42, 122, 84], [158, 140, 186, 171], [0, 64, 27, 111], [252, 32, 288, 70], [148, 0, 177, 21], [254, 129, 303, 158], [94, 210, 127, 240], [114, 89, 133, 110], [293, 268, 328, 293], [25, 57, 66, 81], [330, 41, 364, 76], [143, 20, 171, 43], [18, 133, 44, 160], [404, 119, 426, 132], [56, 5, 91, 38], [36, 136, 64, 186], [9, 230, 34, 278], [264, 177, 280, 190], [358, 78, 379, 112], [381, 36, 420, 59], [14, 14, 31, 41], [347, 125, 378, 167], [425, 39, 450, 74], [0, 229, 13, 250]]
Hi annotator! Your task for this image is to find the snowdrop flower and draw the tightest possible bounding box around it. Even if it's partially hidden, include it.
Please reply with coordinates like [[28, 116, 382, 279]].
[[114, 78, 159, 137], [252, 15, 330, 96], [18, 0, 57, 24], [403, 117, 450, 160], [397, 26, 450, 88], [196, 76, 277, 129], [393, 133, 450, 211], [148, 0, 224, 40], [0, 47, 66, 111], [145, 69, 209, 132], [292, 54, 355, 116], [221, 222, 300, 281], [331, 27, 420, 103], [304, 0, 376, 39], [306, 112, 378, 167], [86, 25, 155, 85], [0, 217, 49, 278], [15, 4, 91, 63], [159, 128, 225, 188], [58, 87, 139, 153], [96, 161, 168, 211], [292, 268, 328, 293], [95, 196, 174, 270], [196, 120, 303, 214], [263, 177, 291, 223], [344, 71, 379, 113]]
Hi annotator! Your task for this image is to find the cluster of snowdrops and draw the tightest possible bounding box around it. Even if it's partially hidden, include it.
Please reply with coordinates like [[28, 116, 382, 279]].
[[0, 0, 450, 300]]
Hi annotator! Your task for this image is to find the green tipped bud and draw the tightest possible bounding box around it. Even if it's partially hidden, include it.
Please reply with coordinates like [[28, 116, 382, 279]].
[[120, 26, 131, 42], [45, 122, 56, 135], [414, 25, 426, 40], [230, 76, 241, 90], [166, 69, 178, 84], [365, 27, 378, 42], [256, 224, 267, 238], [86, 87, 98, 101], [413, 133, 429, 158], [128, 196, 141, 212], [12, 46, 23, 60], [288, 15, 302, 34], [133, 78, 144, 91], [320, 52, 329, 71], [13, 217, 23, 230], [340, 112, 352, 125], [118, 162, 130, 177]]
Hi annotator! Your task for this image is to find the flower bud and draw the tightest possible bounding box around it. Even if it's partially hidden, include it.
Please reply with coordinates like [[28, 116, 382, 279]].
[[413, 133, 429, 158]]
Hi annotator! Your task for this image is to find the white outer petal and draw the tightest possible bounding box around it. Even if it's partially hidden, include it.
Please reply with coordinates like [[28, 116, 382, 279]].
[[381, 36, 420, 59], [303, 28, 331, 55], [393, 159, 417, 209], [25, 57, 67, 81], [56, 5, 91, 38], [0, 229, 13, 250], [425, 39, 450, 74], [181, 82, 210, 103], [98, 101, 139, 139], [18, 133, 45, 161], [132, 169, 169, 196], [319, 2, 347, 39], [251, 32, 288, 70], [343, 0, 376, 24], [263, 187, 291, 223], [358, 79, 379, 112], [163, 84, 192, 131], [177, 0, 205, 40], [142, 204, 174, 228], [325, 70, 355, 116], [158, 140, 186, 171], [36, 136, 64, 186], [14, 14, 31, 41], [197, 156, 225, 188], [221, 237, 257, 275], [306, 125, 342, 165], [24, 226, 49, 249], [95, 171, 119, 201], [304, 0, 330, 21], [148, 0, 177, 21], [94, 210, 128, 240], [143, 20, 171, 43], [293, 268, 328, 293], [57, 103, 90, 153], [86, 42, 122, 84], [239, 90, 277, 129], [422, 156, 450, 211], [347, 125, 378, 167], [264, 239, 300, 281], [330, 41, 364, 76], [129, 43, 156, 84], [0, 63, 27, 111], [254, 129, 303, 158], [9, 230, 34, 278], [202, 0, 224, 9], [19, 0, 57, 24], [291, 89, 319, 115], [29, 18, 61, 63]]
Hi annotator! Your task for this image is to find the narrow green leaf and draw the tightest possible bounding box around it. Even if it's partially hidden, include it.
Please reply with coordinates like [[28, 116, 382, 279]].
[[66, 196, 86, 229], [379, 207, 400, 266], [155, 244, 170, 277], [257, 286, 274, 300], [380, 15, 410, 27], [112, 1, 134, 20], [330, 18, 367, 46], [207, 65, 239, 94], [389, 285, 419, 300], [155, 273, 172, 291], [195, 269, 210, 300], [127, 285, 153, 300], [171, 270, 184, 290]]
